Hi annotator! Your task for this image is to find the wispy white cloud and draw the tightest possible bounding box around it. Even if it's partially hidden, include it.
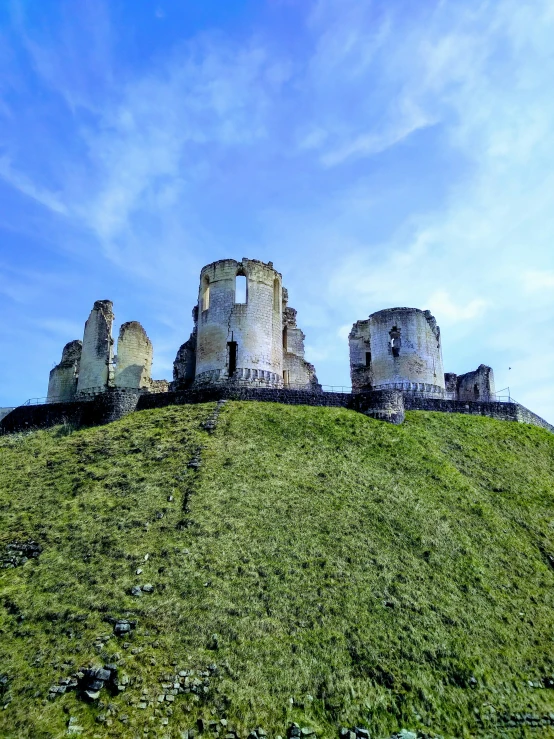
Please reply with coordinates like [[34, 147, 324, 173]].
[[0, 156, 68, 215], [426, 291, 487, 324]]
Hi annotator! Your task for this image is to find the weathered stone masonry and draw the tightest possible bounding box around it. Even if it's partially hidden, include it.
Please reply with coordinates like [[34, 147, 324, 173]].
[[350, 308, 445, 396], [46, 300, 165, 403], [47, 340, 82, 402], [349, 307, 497, 404], [3, 386, 553, 435], [173, 259, 319, 391], [2, 255, 552, 435]]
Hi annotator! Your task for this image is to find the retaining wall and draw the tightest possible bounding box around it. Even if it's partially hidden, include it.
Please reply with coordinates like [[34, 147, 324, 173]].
[[0, 389, 142, 434], [138, 387, 405, 424], [1, 388, 552, 435], [402, 396, 554, 432]]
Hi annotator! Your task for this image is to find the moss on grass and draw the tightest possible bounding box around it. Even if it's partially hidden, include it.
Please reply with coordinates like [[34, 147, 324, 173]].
[[0, 403, 553, 738]]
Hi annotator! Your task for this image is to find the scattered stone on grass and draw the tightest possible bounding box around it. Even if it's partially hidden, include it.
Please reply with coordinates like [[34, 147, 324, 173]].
[[1, 539, 41, 568]]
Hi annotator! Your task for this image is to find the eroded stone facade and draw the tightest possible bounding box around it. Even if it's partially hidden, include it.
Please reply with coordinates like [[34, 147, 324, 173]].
[[456, 364, 496, 402], [47, 340, 82, 402], [77, 301, 115, 395], [282, 289, 320, 390], [172, 258, 318, 391], [49, 300, 163, 399], [349, 307, 498, 404], [350, 308, 445, 397], [114, 321, 153, 390]]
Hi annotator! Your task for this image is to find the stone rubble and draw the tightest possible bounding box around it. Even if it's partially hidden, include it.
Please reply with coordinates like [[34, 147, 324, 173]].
[[1, 539, 41, 568]]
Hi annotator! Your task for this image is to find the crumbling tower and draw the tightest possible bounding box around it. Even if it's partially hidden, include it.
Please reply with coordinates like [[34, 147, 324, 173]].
[[194, 258, 284, 387], [350, 307, 445, 397], [173, 258, 319, 390]]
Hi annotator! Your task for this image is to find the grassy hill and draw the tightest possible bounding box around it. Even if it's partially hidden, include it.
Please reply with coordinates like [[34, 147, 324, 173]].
[[0, 402, 553, 739]]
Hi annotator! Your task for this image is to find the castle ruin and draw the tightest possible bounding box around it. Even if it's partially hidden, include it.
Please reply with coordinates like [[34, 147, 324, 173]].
[[348, 307, 495, 402], [4, 256, 550, 435], [172, 258, 319, 391], [47, 300, 167, 403]]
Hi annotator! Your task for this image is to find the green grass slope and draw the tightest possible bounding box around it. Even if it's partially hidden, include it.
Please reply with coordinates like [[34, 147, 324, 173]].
[[0, 402, 553, 739]]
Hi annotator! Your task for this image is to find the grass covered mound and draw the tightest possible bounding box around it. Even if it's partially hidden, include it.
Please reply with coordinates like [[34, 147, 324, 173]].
[[0, 402, 553, 739]]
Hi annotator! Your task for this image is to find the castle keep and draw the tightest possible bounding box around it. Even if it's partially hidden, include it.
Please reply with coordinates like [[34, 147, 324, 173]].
[[2, 257, 552, 434], [172, 259, 318, 391]]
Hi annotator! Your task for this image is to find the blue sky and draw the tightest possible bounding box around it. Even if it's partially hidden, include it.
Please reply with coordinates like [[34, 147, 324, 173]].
[[1, 0, 553, 422]]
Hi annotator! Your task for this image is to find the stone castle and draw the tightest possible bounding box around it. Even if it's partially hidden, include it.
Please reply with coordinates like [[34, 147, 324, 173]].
[[2, 257, 551, 434], [45, 258, 494, 406]]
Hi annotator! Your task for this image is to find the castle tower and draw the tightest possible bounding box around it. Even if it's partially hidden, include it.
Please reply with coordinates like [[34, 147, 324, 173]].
[[350, 307, 445, 396], [194, 258, 284, 387]]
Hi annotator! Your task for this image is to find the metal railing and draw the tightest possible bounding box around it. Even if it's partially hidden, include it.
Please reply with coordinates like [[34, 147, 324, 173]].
[[20, 386, 145, 407], [492, 387, 514, 403]]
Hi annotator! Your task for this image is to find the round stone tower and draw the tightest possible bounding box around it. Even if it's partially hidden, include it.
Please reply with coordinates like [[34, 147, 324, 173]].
[[194, 258, 284, 387], [351, 307, 445, 396]]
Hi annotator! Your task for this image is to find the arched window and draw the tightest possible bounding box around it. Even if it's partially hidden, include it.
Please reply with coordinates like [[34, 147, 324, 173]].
[[283, 326, 288, 351], [273, 278, 280, 312], [202, 276, 210, 311], [235, 274, 247, 304]]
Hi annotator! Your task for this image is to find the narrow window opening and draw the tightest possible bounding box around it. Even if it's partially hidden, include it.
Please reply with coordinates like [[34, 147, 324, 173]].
[[365, 351, 372, 368], [202, 277, 210, 311], [227, 341, 238, 376], [474, 383, 479, 399], [283, 370, 290, 386], [235, 274, 247, 304], [282, 326, 288, 351], [389, 326, 401, 358], [273, 278, 280, 312]]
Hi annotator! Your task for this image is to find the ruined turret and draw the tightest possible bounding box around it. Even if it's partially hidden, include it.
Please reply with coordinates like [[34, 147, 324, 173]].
[[173, 258, 319, 390], [349, 307, 445, 397]]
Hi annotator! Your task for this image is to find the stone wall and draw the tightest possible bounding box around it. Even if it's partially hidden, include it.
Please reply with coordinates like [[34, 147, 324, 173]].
[[138, 386, 404, 423], [76, 300, 114, 394], [114, 321, 153, 389], [403, 395, 554, 432], [456, 364, 496, 402], [47, 340, 82, 402], [444, 372, 457, 400], [194, 258, 284, 387], [148, 380, 170, 394], [172, 309, 198, 390], [349, 320, 372, 392], [282, 296, 320, 390], [0, 389, 142, 434], [0, 400, 92, 434], [349, 308, 445, 397], [514, 403, 554, 432], [2, 388, 552, 435]]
